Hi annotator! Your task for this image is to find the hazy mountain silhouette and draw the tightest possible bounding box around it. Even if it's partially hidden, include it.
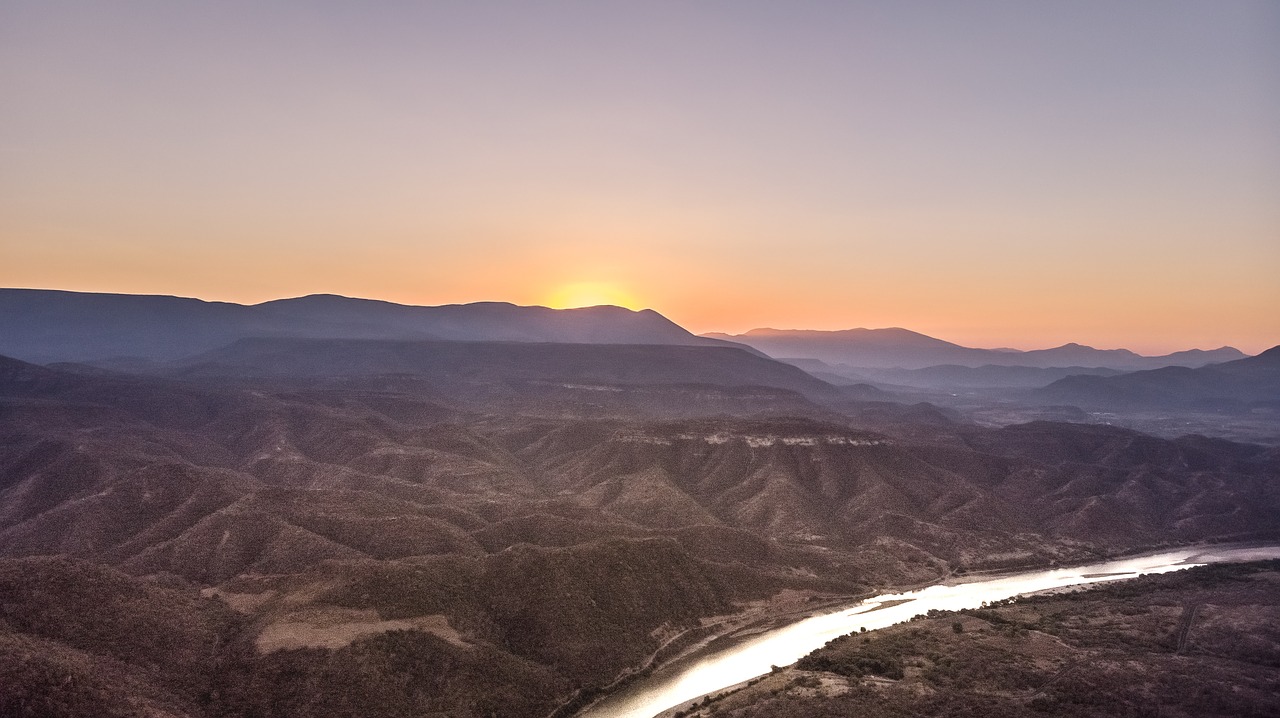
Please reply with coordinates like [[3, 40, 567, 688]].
[[778, 357, 1132, 390], [702, 328, 991, 369], [0, 288, 745, 363], [705, 328, 1246, 370], [1035, 345, 1280, 410], [849, 364, 1128, 390], [174, 337, 843, 401]]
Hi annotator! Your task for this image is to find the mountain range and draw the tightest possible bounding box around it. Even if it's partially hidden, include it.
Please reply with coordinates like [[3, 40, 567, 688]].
[[0, 289, 742, 364], [3, 289, 1249, 374], [1035, 345, 1280, 410], [704, 327, 1246, 370]]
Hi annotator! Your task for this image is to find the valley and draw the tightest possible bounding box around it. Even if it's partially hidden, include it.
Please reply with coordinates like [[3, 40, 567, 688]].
[[0, 291, 1277, 718], [6, 3, 1275, 715]]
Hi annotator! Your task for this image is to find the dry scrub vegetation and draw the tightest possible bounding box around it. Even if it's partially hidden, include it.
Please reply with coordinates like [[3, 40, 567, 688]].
[[3, 347, 1280, 718]]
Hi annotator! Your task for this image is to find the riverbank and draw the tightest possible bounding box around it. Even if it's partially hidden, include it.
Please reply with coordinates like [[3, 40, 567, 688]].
[[574, 540, 1280, 718], [549, 589, 864, 718], [687, 558, 1280, 718]]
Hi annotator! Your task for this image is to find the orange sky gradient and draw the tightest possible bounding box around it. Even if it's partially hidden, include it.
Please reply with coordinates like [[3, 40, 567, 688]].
[[2, 2, 1277, 356]]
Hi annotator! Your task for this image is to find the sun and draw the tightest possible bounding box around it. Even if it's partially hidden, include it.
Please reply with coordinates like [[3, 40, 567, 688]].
[[543, 281, 642, 310]]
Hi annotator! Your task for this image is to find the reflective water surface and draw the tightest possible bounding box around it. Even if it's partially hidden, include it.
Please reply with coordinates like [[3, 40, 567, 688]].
[[579, 544, 1280, 718]]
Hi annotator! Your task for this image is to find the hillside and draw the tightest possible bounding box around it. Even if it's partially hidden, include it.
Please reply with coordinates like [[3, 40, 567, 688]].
[[174, 337, 842, 402], [2, 345, 1279, 717], [4, 357, 1276, 584]]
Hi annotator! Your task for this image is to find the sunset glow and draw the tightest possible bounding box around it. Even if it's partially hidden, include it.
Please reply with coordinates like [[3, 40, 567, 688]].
[[1, 2, 1276, 354], [544, 282, 642, 311]]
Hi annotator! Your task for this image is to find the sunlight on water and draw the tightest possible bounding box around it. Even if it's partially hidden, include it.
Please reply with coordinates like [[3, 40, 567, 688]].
[[579, 544, 1280, 718]]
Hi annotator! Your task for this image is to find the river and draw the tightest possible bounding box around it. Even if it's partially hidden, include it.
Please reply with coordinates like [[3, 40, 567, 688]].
[[577, 543, 1280, 718]]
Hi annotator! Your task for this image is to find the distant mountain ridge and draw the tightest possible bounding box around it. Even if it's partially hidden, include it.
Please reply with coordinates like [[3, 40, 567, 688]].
[[1034, 345, 1280, 410], [0, 288, 744, 363], [704, 327, 1247, 370], [821, 362, 1128, 390], [2, 289, 1255, 373]]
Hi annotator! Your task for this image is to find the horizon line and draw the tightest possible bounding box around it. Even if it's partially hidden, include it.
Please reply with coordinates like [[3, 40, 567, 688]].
[[1, 285, 1267, 357]]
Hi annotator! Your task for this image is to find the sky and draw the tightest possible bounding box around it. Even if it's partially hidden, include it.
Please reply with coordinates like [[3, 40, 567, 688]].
[[2, 1, 1277, 354]]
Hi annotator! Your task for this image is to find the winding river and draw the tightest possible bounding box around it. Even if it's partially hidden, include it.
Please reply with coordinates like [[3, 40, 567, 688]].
[[578, 543, 1280, 718]]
